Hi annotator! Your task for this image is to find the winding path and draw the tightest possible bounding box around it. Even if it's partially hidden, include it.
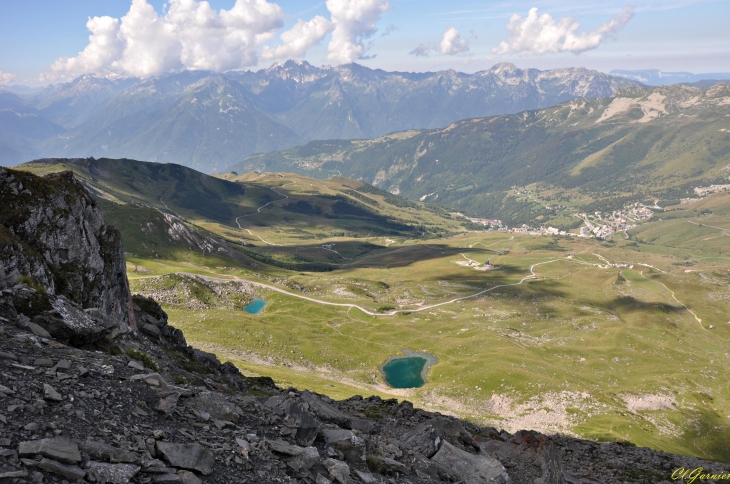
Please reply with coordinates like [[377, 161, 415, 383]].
[[234, 184, 293, 246], [181, 256, 604, 317]]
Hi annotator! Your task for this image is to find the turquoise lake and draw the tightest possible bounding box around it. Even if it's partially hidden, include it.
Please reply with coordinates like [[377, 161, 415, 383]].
[[243, 298, 266, 314], [381, 352, 436, 388]]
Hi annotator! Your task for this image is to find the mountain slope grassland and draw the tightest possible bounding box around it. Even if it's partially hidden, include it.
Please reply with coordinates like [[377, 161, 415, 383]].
[[19, 158, 463, 267], [123, 193, 730, 462], [237, 84, 730, 226], [15, 158, 730, 462]]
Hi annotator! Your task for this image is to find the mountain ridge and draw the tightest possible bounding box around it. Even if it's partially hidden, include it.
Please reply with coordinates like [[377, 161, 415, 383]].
[[233, 83, 730, 226], [2, 62, 639, 171]]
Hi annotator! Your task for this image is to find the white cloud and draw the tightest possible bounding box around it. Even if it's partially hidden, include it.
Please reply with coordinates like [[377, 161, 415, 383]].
[[493, 6, 634, 56], [262, 16, 333, 60], [0, 71, 18, 84], [43, 0, 285, 80], [440, 27, 469, 55], [326, 0, 391, 64], [409, 43, 431, 57]]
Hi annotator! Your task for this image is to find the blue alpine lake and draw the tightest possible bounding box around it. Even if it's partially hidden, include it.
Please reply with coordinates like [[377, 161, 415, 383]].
[[243, 298, 267, 314], [381, 351, 437, 388]]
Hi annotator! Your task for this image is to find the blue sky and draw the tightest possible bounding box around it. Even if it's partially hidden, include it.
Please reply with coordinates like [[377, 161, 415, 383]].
[[0, 0, 728, 85]]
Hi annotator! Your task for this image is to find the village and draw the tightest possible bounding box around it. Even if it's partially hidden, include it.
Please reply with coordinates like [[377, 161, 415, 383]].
[[467, 203, 654, 240]]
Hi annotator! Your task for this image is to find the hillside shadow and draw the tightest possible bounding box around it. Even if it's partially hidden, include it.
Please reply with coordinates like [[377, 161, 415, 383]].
[[597, 296, 684, 315], [297, 244, 508, 269]]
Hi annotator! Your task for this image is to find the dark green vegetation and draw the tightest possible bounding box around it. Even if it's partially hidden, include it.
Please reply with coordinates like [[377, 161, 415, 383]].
[[18, 157, 466, 272], [240, 84, 730, 226], [2, 62, 635, 170]]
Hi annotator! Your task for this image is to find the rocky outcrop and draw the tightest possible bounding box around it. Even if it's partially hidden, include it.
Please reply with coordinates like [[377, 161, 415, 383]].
[[0, 167, 135, 337]]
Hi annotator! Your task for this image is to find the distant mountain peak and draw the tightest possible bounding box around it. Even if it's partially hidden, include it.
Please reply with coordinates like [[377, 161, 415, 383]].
[[490, 62, 519, 74]]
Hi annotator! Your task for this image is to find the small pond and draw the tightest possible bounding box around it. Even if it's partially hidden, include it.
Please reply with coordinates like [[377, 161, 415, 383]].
[[243, 298, 267, 314], [380, 350, 437, 389]]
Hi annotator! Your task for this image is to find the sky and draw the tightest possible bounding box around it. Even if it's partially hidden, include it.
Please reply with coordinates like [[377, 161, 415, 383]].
[[0, 0, 728, 86]]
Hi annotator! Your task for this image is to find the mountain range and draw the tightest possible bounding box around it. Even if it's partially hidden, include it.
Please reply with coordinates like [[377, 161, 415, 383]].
[[1, 61, 639, 172], [610, 69, 730, 86], [235, 83, 730, 225]]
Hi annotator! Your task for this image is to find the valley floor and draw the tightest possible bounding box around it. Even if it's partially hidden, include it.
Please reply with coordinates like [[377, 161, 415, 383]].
[[127, 192, 730, 462]]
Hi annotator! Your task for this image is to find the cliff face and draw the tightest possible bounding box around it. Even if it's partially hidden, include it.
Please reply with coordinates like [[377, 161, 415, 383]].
[[0, 167, 135, 329]]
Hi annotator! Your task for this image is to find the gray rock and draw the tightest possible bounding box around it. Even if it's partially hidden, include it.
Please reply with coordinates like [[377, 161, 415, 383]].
[[80, 439, 138, 463], [177, 470, 203, 484], [24, 422, 39, 431], [0, 169, 136, 329], [481, 430, 565, 484], [267, 439, 305, 456], [0, 469, 29, 478], [355, 470, 378, 483], [128, 359, 145, 370], [18, 438, 81, 463], [281, 399, 320, 446], [430, 440, 509, 484], [324, 458, 350, 484], [368, 456, 408, 474], [287, 446, 320, 472], [301, 391, 350, 426], [37, 457, 86, 480], [85, 461, 141, 483], [130, 372, 170, 390], [141, 323, 161, 337], [154, 473, 182, 482], [401, 416, 479, 458], [43, 383, 63, 401], [349, 418, 376, 434], [156, 441, 215, 475], [188, 391, 239, 424], [158, 392, 180, 415], [33, 296, 118, 345], [322, 428, 366, 463], [315, 474, 333, 484], [235, 438, 250, 452], [27, 322, 51, 338]]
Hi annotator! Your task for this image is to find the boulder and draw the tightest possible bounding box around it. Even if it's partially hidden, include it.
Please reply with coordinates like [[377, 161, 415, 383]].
[[156, 442, 215, 475], [368, 456, 409, 474], [158, 392, 181, 415], [301, 391, 350, 426], [177, 470, 203, 484], [37, 457, 86, 480], [321, 428, 366, 463], [430, 440, 509, 484], [323, 458, 350, 484], [85, 461, 140, 483], [287, 446, 320, 472], [267, 440, 305, 456], [80, 439, 138, 463], [43, 383, 63, 402], [281, 399, 320, 446], [18, 438, 81, 464], [33, 295, 117, 345], [400, 416, 479, 457], [187, 391, 239, 424], [481, 430, 565, 484]]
